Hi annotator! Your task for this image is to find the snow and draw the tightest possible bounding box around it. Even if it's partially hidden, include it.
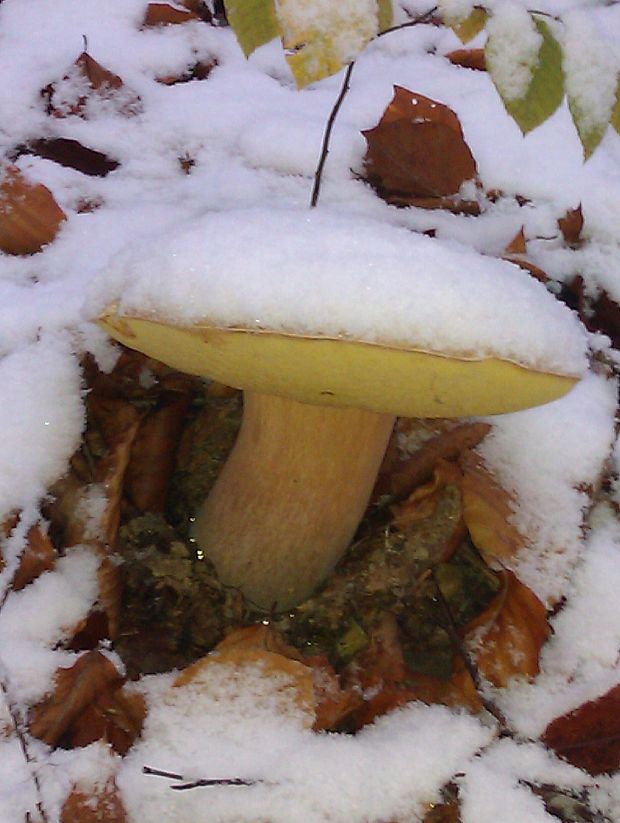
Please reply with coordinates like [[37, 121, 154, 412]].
[[0, 0, 618, 821], [485, 3, 543, 103]]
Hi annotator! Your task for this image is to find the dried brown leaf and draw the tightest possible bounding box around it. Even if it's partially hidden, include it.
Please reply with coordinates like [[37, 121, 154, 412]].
[[143, 2, 200, 26], [12, 524, 56, 590], [125, 392, 192, 513], [363, 86, 478, 201], [459, 450, 527, 562], [0, 165, 66, 254], [468, 570, 550, 687], [446, 48, 486, 71], [16, 138, 120, 177], [543, 683, 620, 775], [505, 227, 527, 256], [30, 651, 124, 748], [61, 780, 127, 823], [558, 204, 584, 248]]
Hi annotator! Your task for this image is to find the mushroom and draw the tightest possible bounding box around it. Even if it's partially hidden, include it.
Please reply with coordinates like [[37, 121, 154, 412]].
[[98, 208, 587, 610]]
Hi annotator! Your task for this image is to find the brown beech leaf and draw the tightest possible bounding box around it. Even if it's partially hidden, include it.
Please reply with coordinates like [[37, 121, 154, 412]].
[[43, 51, 142, 119], [0, 165, 66, 254], [459, 450, 527, 562], [542, 683, 620, 775], [68, 687, 146, 755], [562, 276, 620, 350], [143, 2, 200, 26], [16, 138, 120, 177], [125, 391, 193, 513], [61, 780, 127, 823], [388, 422, 491, 500], [558, 204, 584, 248], [391, 458, 465, 537], [505, 226, 527, 255], [467, 570, 550, 687], [306, 654, 362, 731], [174, 626, 316, 725], [446, 48, 486, 71], [502, 227, 549, 283], [156, 59, 217, 85], [422, 784, 461, 823], [29, 650, 124, 747], [363, 86, 478, 201], [12, 524, 57, 590]]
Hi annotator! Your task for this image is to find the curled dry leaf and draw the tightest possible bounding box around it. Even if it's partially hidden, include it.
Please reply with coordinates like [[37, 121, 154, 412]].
[[446, 48, 486, 71], [459, 450, 527, 562], [0, 165, 66, 254], [42, 51, 142, 118], [362, 86, 478, 204], [61, 780, 127, 823], [542, 683, 620, 775], [30, 650, 145, 754], [467, 569, 550, 687]]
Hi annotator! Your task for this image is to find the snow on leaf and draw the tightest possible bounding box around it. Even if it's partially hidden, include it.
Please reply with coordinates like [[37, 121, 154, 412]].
[[61, 780, 127, 823], [223, 0, 280, 58], [611, 75, 620, 135], [377, 0, 393, 33], [467, 569, 550, 687], [278, 0, 379, 88], [12, 524, 57, 591], [542, 683, 620, 775], [362, 86, 478, 202], [142, 2, 200, 27], [446, 48, 486, 71], [0, 165, 66, 255], [486, 13, 564, 135]]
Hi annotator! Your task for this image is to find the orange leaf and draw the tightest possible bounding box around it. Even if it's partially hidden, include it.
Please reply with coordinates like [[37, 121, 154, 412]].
[[467, 570, 550, 687], [446, 48, 486, 71], [542, 683, 620, 775], [363, 86, 478, 201], [61, 780, 127, 823], [459, 451, 527, 563], [504, 227, 527, 256], [143, 2, 200, 26], [30, 651, 124, 748], [174, 626, 316, 726], [0, 165, 66, 254]]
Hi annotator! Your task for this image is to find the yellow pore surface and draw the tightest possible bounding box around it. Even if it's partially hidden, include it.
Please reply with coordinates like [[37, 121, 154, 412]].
[[100, 312, 580, 418]]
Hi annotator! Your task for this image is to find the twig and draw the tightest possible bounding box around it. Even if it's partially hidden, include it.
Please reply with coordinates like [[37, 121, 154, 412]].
[[430, 569, 511, 733], [143, 765, 263, 790], [310, 61, 354, 208], [376, 6, 439, 38]]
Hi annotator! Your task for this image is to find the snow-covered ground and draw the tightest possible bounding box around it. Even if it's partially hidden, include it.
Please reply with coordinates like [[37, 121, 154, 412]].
[[0, 0, 619, 820]]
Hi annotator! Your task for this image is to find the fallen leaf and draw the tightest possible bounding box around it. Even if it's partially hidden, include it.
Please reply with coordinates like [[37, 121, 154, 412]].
[[543, 683, 620, 775], [15, 138, 120, 177], [305, 654, 362, 730], [174, 626, 316, 726], [446, 48, 486, 71], [155, 59, 217, 85], [467, 570, 550, 687], [422, 783, 461, 823], [558, 205, 584, 248], [125, 391, 193, 513], [30, 651, 145, 753], [363, 86, 478, 202], [505, 226, 527, 255], [0, 165, 66, 254], [143, 2, 200, 26], [562, 276, 620, 350], [61, 780, 127, 823], [459, 450, 527, 562], [12, 524, 56, 590], [388, 422, 491, 500]]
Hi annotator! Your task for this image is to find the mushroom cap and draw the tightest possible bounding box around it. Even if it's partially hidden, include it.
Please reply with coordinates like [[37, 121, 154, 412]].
[[100, 313, 580, 417], [97, 207, 587, 417]]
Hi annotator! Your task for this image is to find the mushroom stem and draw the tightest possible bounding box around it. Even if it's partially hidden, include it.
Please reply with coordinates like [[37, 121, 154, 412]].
[[192, 391, 395, 610]]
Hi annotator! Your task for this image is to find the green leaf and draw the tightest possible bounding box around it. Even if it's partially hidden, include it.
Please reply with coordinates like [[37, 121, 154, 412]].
[[377, 0, 394, 33], [487, 16, 564, 135], [611, 75, 620, 135], [451, 8, 488, 45], [223, 0, 280, 58]]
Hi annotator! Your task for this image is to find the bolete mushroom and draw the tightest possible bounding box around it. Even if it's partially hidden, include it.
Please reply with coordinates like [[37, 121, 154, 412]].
[[98, 208, 587, 610]]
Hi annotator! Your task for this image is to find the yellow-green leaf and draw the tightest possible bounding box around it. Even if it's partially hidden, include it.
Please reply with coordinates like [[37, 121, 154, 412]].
[[568, 96, 608, 160], [452, 8, 488, 44], [278, 0, 379, 88], [223, 0, 280, 58], [377, 0, 394, 33], [611, 75, 620, 135], [487, 16, 564, 135]]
